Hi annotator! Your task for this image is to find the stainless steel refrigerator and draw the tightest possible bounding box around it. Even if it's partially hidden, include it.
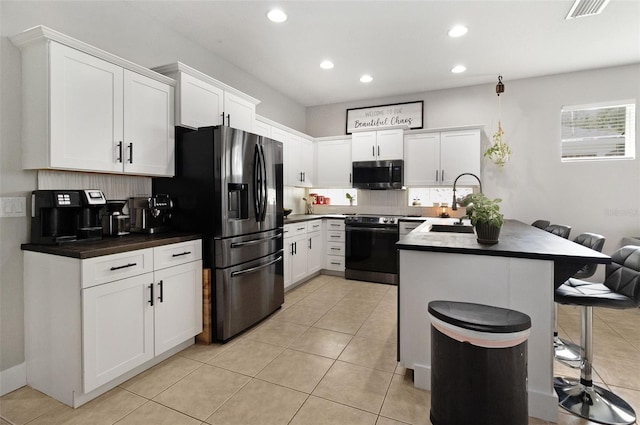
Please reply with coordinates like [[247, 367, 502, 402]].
[[154, 126, 284, 341]]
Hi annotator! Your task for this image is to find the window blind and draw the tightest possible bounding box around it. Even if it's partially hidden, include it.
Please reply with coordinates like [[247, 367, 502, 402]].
[[561, 101, 636, 161]]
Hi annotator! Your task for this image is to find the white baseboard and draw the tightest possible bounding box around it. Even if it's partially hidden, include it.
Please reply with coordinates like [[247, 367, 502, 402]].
[[0, 362, 27, 396]]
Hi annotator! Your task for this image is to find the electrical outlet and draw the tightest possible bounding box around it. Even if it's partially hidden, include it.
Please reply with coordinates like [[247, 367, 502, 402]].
[[0, 197, 27, 218]]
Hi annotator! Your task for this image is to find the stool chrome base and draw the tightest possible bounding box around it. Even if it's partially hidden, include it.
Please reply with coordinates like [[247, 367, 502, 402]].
[[554, 336, 582, 368], [554, 377, 636, 425]]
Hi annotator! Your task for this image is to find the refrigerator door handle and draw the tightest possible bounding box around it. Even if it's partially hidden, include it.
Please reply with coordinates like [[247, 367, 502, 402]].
[[230, 255, 283, 277], [253, 144, 262, 221], [230, 232, 282, 248], [259, 144, 268, 222]]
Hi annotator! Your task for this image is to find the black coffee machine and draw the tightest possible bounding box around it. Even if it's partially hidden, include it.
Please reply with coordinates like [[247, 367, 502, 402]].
[[31, 189, 107, 244]]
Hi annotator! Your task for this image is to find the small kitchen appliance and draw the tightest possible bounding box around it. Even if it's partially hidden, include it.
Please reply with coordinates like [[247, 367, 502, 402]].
[[30, 189, 106, 244], [101, 200, 130, 236], [128, 194, 173, 234], [352, 160, 403, 190]]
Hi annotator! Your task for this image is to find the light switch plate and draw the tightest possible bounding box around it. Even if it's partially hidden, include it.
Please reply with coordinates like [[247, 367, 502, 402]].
[[0, 197, 27, 217]]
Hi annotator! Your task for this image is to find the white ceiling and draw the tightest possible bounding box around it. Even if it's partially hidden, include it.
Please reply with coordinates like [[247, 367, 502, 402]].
[[129, 0, 640, 107]]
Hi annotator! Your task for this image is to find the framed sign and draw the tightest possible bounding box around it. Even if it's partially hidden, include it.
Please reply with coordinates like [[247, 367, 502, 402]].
[[346, 101, 423, 134]]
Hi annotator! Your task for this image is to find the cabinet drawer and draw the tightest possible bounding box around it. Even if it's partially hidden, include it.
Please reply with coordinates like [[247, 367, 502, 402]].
[[327, 230, 345, 243], [325, 220, 345, 231], [326, 242, 345, 257], [285, 223, 308, 238], [325, 256, 345, 271], [82, 249, 153, 289], [307, 220, 322, 234], [154, 240, 202, 270]]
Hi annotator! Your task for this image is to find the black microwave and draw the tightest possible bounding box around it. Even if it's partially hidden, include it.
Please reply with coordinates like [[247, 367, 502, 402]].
[[352, 160, 404, 190]]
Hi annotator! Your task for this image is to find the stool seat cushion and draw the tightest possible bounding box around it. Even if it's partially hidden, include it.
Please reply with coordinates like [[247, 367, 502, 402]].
[[555, 278, 637, 309]]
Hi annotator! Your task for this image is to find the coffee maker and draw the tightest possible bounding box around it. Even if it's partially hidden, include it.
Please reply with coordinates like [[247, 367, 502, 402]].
[[31, 189, 107, 244], [128, 194, 173, 234], [101, 200, 131, 236]]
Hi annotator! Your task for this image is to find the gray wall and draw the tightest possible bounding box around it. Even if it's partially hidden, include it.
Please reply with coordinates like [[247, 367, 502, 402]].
[[307, 64, 640, 263], [0, 1, 306, 378]]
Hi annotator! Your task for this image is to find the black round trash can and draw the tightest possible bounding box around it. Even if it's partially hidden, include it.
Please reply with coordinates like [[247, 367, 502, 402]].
[[428, 300, 531, 425]]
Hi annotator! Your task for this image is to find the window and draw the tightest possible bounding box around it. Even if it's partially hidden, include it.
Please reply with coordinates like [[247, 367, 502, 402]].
[[561, 100, 636, 162]]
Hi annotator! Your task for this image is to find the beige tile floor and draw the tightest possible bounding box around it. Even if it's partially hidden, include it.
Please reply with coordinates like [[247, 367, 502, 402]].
[[2, 274, 639, 425]]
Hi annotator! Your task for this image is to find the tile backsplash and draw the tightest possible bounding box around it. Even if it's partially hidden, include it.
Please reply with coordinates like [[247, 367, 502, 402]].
[[38, 170, 152, 201], [306, 188, 466, 218]]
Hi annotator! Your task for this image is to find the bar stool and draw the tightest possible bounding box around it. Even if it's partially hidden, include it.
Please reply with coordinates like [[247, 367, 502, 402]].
[[531, 219, 550, 229], [554, 233, 606, 367], [545, 224, 572, 239], [544, 223, 573, 369], [554, 245, 640, 425]]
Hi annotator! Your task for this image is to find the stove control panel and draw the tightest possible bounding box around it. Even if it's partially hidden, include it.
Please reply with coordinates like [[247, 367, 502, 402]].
[[345, 215, 399, 227]]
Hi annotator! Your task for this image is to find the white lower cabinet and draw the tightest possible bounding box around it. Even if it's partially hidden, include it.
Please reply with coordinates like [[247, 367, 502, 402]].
[[24, 239, 202, 407], [284, 220, 323, 289], [399, 220, 426, 238], [324, 219, 345, 272], [82, 273, 154, 392], [307, 227, 323, 275]]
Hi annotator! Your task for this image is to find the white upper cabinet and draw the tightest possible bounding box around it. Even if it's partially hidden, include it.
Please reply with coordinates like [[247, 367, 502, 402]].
[[352, 129, 404, 161], [376, 129, 405, 160], [123, 70, 175, 176], [10, 27, 175, 177], [286, 133, 314, 187], [403, 128, 481, 186], [268, 123, 314, 188], [176, 72, 224, 129], [315, 138, 352, 187], [404, 133, 441, 186], [223, 92, 256, 133], [253, 119, 271, 138], [439, 129, 481, 185], [48, 42, 125, 174], [152, 62, 258, 133]]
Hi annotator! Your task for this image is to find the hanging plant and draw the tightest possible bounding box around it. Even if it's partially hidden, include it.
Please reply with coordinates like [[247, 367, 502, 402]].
[[484, 121, 511, 167], [484, 76, 512, 168]]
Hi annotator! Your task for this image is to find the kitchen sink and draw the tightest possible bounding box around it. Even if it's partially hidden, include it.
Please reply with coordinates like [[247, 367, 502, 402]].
[[428, 224, 474, 233]]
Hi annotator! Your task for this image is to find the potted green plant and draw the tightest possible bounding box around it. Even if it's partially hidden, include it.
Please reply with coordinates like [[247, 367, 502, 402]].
[[464, 193, 504, 244], [346, 192, 355, 206], [484, 122, 511, 168]]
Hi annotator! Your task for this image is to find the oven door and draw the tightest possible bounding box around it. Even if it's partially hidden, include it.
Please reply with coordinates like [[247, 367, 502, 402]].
[[345, 226, 399, 276]]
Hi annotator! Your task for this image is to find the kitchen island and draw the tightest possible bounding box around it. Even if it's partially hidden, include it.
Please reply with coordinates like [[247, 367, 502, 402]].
[[397, 219, 610, 422]]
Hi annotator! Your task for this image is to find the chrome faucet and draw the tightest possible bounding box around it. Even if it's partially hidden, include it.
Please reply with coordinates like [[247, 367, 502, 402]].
[[451, 173, 482, 211]]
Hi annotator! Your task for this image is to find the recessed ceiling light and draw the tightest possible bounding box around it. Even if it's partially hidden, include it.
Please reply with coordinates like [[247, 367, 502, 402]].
[[320, 60, 334, 70], [451, 65, 467, 73], [448, 25, 468, 37], [267, 9, 287, 23], [360, 74, 373, 83]]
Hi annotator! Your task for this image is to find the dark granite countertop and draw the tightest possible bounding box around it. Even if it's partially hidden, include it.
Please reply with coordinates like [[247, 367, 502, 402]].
[[21, 232, 202, 259], [284, 214, 346, 223], [397, 219, 611, 265]]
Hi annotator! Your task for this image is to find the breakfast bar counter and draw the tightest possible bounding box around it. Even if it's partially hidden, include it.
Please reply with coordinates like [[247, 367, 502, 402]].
[[397, 219, 610, 422]]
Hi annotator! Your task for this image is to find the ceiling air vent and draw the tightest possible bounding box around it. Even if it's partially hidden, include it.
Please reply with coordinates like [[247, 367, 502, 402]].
[[566, 0, 611, 19]]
